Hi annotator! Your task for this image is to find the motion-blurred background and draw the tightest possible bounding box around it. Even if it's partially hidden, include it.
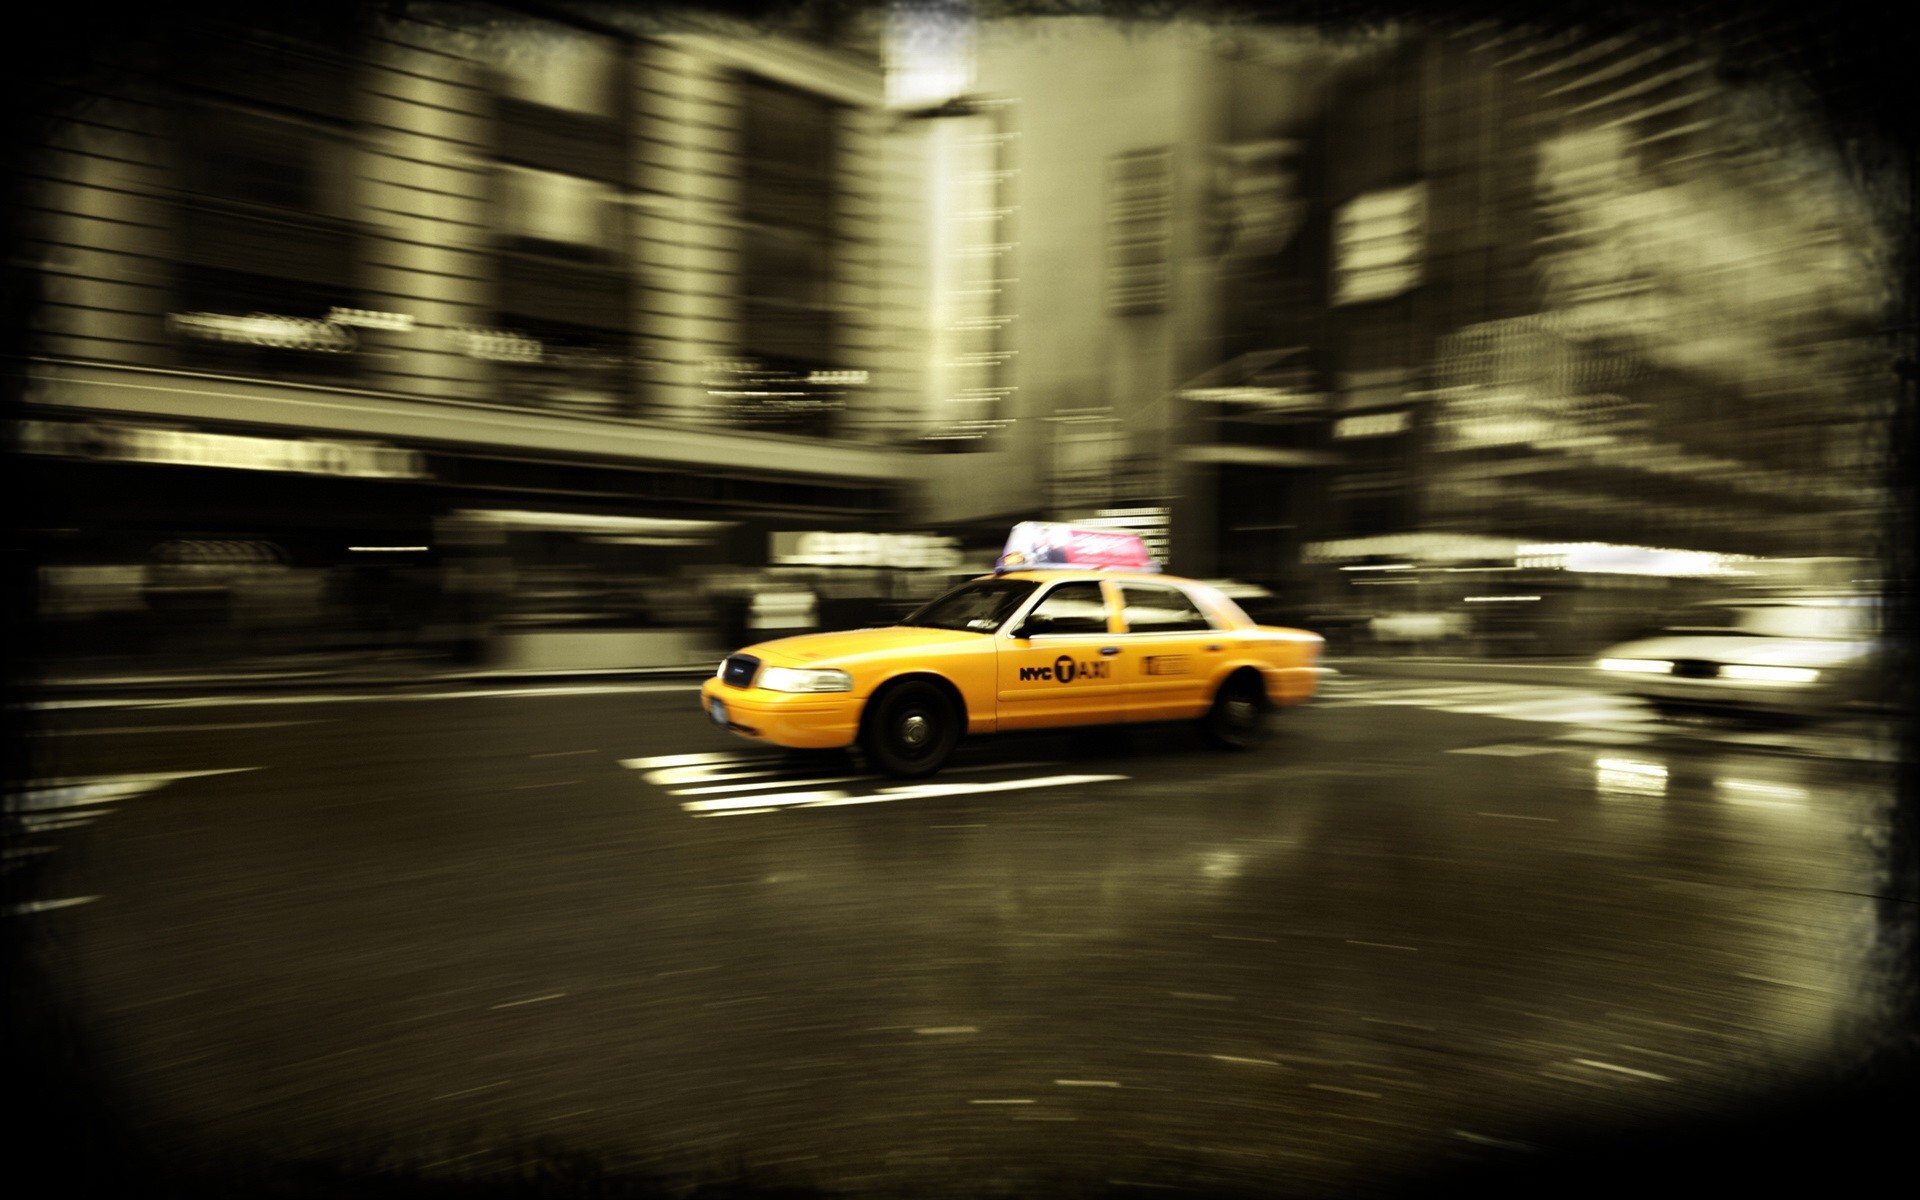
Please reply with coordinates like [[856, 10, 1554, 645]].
[[11, 0, 1905, 684]]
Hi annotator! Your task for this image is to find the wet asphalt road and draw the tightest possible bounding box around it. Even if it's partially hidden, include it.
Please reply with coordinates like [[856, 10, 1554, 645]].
[[8, 674, 1905, 1196]]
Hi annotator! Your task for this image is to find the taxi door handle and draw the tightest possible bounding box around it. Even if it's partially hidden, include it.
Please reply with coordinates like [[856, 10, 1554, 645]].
[[1206, 644, 1223, 652], [1099, 646, 1120, 656]]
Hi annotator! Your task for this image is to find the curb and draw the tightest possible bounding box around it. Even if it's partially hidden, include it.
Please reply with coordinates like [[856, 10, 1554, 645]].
[[23, 665, 719, 697], [1321, 657, 1596, 689]]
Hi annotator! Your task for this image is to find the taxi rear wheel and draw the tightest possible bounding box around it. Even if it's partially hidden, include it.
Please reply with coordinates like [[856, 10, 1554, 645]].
[[1202, 673, 1270, 750], [861, 681, 958, 778]]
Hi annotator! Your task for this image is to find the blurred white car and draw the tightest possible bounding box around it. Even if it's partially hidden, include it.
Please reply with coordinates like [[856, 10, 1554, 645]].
[[1593, 595, 1880, 721]]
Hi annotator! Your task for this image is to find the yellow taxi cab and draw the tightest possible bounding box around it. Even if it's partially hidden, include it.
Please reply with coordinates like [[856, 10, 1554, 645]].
[[700, 523, 1323, 777]]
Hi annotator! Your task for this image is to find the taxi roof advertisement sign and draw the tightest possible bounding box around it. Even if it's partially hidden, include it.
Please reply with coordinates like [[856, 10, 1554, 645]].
[[995, 522, 1160, 574]]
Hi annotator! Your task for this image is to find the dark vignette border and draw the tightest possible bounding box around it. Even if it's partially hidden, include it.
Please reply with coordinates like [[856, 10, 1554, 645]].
[[3, 0, 1912, 1198]]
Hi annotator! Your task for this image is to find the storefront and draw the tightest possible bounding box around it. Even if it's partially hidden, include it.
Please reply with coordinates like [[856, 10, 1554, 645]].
[[20, 409, 906, 673]]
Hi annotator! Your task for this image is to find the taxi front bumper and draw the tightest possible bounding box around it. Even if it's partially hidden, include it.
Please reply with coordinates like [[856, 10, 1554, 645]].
[[700, 678, 863, 749]]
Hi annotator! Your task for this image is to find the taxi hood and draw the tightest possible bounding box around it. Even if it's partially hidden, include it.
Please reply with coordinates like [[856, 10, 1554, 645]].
[[745, 625, 984, 667]]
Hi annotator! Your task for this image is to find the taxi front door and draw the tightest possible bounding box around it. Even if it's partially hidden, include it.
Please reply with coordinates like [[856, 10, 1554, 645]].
[[995, 580, 1128, 730]]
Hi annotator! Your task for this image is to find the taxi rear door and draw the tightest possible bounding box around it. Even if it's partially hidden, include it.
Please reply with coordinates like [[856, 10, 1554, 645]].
[[1116, 581, 1222, 721], [994, 579, 1128, 729]]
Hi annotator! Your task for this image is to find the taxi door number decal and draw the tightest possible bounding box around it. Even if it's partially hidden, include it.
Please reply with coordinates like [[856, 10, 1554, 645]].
[[1144, 655, 1190, 675]]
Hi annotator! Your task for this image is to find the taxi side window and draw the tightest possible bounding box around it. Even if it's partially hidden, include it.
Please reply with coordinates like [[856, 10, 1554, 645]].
[[1120, 584, 1216, 633], [1022, 581, 1110, 635]]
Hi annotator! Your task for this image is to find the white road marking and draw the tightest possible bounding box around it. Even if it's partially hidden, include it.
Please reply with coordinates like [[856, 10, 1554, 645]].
[[673, 773, 868, 796], [1055, 1079, 1121, 1087], [685, 789, 850, 813], [26, 768, 260, 789], [491, 993, 565, 1009], [1574, 1059, 1673, 1082], [17, 814, 106, 831], [675, 771, 1127, 815], [1309, 1084, 1382, 1098], [795, 774, 1127, 811], [1211, 1055, 1280, 1067], [1476, 813, 1558, 822], [914, 1027, 978, 1035], [1453, 1130, 1534, 1151], [969, 1099, 1035, 1105], [5, 896, 100, 916], [11, 769, 260, 812], [1449, 744, 1564, 756], [1346, 940, 1418, 951], [620, 751, 740, 770], [1736, 972, 1829, 993], [430, 1081, 511, 1101]]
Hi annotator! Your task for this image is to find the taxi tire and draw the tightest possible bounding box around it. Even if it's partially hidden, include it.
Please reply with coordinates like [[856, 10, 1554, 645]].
[[860, 680, 958, 779], [1201, 672, 1270, 750]]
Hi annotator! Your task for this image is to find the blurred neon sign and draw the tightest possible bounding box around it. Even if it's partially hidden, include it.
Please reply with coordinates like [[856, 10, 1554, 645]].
[[168, 311, 357, 353], [1516, 542, 1754, 577], [19, 419, 426, 479], [772, 531, 961, 569]]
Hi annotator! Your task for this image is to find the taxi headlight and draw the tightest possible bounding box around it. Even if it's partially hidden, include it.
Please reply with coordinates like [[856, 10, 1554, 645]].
[[757, 666, 854, 693], [1721, 665, 1820, 684], [1598, 658, 1673, 674]]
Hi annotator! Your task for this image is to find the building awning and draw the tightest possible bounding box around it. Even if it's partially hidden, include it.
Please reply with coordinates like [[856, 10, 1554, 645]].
[[1178, 445, 1344, 468], [1304, 533, 1525, 564]]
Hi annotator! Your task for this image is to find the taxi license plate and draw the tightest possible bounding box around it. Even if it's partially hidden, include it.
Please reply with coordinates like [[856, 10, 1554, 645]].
[[710, 698, 728, 728]]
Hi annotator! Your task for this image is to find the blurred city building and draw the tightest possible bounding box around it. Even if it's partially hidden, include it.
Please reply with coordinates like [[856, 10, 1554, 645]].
[[17, 5, 1898, 674], [900, 14, 1895, 653], [891, 14, 1365, 583], [20, 2, 945, 674], [1294, 27, 1894, 651]]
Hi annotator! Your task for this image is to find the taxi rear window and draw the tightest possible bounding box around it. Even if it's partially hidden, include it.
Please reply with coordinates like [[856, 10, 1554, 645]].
[[1119, 584, 1216, 633], [902, 579, 1039, 632]]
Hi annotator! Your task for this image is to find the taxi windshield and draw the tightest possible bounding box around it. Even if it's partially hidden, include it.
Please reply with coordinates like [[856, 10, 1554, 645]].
[[900, 579, 1040, 633]]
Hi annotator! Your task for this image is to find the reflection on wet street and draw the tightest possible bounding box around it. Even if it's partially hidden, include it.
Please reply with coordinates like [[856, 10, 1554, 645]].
[[11, 677, 1901, 1196]]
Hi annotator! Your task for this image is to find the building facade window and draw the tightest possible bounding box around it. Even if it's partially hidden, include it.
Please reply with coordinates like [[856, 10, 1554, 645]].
[[1107, 148, 1173, 314], [493, 34, 620, 116], [496, 165, 620, 261], [484, 29, 635, 420], [170, 84, 360, 381], [484, 315, 632, 420], [732, 74, 846, 435]]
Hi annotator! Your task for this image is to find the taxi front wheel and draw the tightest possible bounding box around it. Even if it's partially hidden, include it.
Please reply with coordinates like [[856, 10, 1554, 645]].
[[1202, 674, 1270, 750], [861, 681, 958, 778]]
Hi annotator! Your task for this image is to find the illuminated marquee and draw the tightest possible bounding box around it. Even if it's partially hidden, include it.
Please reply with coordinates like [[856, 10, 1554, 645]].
[[168, 311, 357, 353], [1333, 410, 1410, 439], [770, 531, 962, 569], [17, 420, 426, 480]]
